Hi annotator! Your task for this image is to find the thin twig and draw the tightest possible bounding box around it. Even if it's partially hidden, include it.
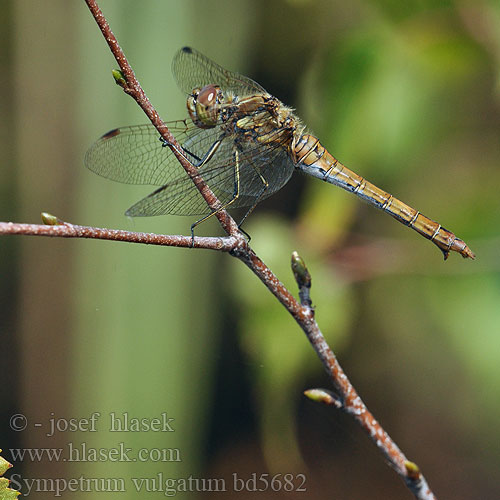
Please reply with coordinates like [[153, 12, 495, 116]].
[[0, 221, 237, 251]]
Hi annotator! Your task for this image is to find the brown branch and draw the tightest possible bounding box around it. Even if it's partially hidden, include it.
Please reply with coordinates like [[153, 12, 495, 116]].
[[0, 1, 441, 498], [0, 215, 437, 500], [0, 220, 237, 251]]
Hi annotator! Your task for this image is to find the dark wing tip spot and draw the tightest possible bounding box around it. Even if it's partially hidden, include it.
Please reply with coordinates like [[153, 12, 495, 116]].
[[102, 128, 121, 140], [181, 46, 193, 54]]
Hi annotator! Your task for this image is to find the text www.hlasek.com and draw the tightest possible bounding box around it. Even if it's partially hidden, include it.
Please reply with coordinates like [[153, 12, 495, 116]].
[[9, 442, 181, 463]]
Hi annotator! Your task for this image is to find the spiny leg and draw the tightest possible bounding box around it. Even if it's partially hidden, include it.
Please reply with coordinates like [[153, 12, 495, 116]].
[[159, 135, 224, 168]]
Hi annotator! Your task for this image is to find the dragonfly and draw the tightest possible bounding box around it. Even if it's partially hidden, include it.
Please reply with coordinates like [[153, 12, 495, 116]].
[[85, 47, 475, 260]]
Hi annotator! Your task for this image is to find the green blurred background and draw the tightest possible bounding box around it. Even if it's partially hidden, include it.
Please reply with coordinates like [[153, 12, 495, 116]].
[[1, 0, 499, 498]]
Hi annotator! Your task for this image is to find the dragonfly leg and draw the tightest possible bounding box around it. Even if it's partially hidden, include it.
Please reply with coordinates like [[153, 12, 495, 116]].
[[159, 135, 224, 168], [158, 136, 198, 165], [189, 148, 242, 246], [192, 137, 223, 168]]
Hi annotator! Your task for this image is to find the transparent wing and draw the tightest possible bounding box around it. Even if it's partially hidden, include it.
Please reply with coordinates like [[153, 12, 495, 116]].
[[124, 127, 296, 217], [84, 120, 221, 186], [172, 46, 267, 97]]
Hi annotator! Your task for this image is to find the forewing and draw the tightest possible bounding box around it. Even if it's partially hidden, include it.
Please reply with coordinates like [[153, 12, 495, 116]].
[[84, 121, 221, 186], [172, 47, 266, 97]]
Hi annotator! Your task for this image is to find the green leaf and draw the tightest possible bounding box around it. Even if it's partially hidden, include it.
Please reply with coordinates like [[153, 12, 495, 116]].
[[0, 451, 20, 500]]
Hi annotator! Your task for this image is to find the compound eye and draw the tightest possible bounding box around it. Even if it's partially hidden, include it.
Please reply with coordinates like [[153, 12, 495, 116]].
[[194, 85, 222, 128], [196, 85, 219, 108]]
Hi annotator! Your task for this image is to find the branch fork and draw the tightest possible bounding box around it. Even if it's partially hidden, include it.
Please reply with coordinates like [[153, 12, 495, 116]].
[[0, 2, 445, 498]]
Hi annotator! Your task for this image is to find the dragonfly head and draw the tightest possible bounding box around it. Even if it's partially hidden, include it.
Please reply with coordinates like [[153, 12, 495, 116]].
[[187, 84, 224, 129]]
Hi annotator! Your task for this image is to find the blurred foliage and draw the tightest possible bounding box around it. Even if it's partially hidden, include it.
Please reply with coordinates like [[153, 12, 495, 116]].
[[225, 0, 500, 496], [2, 0, 499, 499]]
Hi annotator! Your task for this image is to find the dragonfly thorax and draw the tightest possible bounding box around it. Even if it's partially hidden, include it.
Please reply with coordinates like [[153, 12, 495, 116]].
[[187, 84, 224, 129]]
